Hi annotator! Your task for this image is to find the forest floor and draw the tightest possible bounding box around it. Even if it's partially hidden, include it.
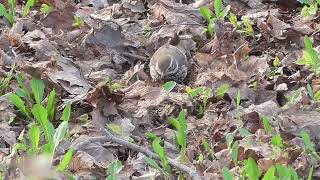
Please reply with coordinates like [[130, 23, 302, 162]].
[[1, 0, 320, 179]]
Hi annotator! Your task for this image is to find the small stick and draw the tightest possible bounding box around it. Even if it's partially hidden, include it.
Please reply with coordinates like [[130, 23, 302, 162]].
[[73, 128, 202, 180], [122, 52, 149, 62]]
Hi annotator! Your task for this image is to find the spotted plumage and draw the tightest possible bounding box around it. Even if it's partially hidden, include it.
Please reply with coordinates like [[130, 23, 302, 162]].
[[149, 45, 188, 82]]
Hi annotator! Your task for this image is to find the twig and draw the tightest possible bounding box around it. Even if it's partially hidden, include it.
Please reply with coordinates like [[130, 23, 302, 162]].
[[122, 52, 149, 62], [73, 129, 202, 180]]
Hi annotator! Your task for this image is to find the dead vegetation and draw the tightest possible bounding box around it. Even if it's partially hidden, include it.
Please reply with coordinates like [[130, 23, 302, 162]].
[[1, 0, 320, 179]]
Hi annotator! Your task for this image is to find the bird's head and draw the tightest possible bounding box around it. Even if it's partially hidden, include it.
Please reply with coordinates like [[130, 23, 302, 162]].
[[156, 55, 179, 78]]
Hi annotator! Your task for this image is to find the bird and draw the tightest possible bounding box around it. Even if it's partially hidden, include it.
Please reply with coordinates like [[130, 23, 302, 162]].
[[149, 44, 188, 83]]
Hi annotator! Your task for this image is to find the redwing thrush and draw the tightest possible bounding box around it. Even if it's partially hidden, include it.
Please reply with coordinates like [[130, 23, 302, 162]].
[[149, 45, 188, 82]]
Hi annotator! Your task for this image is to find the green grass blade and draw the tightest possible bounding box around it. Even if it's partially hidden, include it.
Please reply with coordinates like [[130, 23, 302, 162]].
[[22, 0, 35, 17], [304, 36, 318, 66], [106, 159, 123, 180], [57, 147, 74, 172], [46, 89, 56, 121], [0, 4, 9, 19], [262, 116, 271, 134], [245, 157, 261, 180], [216, 84, 230, 99], [231, 141, 238, 163], [8, 0, 15, 25], [40, 4, 52, 15], [61, 101, 71, 122], [262, 166, 276, 180], [0, 63, 15, 95], [53, 121, 68, 148], [32, 104, 48, 126], [214, 0, 222, 18], [308, 166, 313, 180], [28, 124, 40, 155], [16, 73, 33, 102], [199, 6, 212, 23], [31, 77, 45, 105], [144, 156, 162, 171], [9, 93, 30, 118], [162, 81, 176, 93], [222, 167, 234, 180]]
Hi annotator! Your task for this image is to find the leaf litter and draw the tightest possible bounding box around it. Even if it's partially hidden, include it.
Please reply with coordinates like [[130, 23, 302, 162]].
[[2, 0, 320, 179]]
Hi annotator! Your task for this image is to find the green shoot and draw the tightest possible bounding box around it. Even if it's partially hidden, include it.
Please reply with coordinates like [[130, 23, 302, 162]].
[[229, 12, 240, 28], [216, 84, 230, 99], [22, 0, 35, 17], [152, 138, 171, 173], [262, 165, 275, 180], [169, 111, 187, 160], [9, 77, 73, 171], [0, 4, 9, 21], [295, 36, 320, 75], [31, 77, 45, 105], [11, 129, 27, 155], [262, 116, 271, 134], [307, 84, 314, 100], [287, 88, 302, 105], [40, 4, 53, 15], [271, 134, 283, 158], [106, 159, 123, 180], [16, 73, 33, 103], [300, 0, 319, 17], [231, 141, 238, 164], [271, 135, 283, 148], [0, 63, 15, 95], [186, 86, 212, 117], [57, 147, 74, 172], [301, 130, 320, 161], [226, 133, 234, 150], [236, 90, 241, 112], [53, 121, 68, 148], [107, 123, 124, 136], [199, 6, 212, 23], [244, 157, 261, 180], [315, 90, 320, 101], [46, 89, 56, 121], [308, 166, 313, 180], [28, 124, 40, 155], [143, 22, 152, 38], [8, 0, 15, 24], [163, 81, 176, 93], [202, 138, 216, 160], [214, 0, 230, 20], [197, 87, 212, 116], [229, 14, 255, 37], [273, 56, 281, 67], [186, 86, 204, 101], [145, 131, 158, 141], [61, 101, 71, 122], [249, 81, 258, 91], [0, 0, 16, 25], [186, 86, 213, 116], [32, 104, 54, 151], [199, 0, 230, 36], [275, 163, 299, 180], [9, 93, 31, 118], [222, 166, 235, 180], [73, 16, 84, 28], [197, 153, 204, 164], [240, 17, 254, 37], [309, 83, 320, 101], [238, 128, 252, 137], [144, 156, 164, 173]]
